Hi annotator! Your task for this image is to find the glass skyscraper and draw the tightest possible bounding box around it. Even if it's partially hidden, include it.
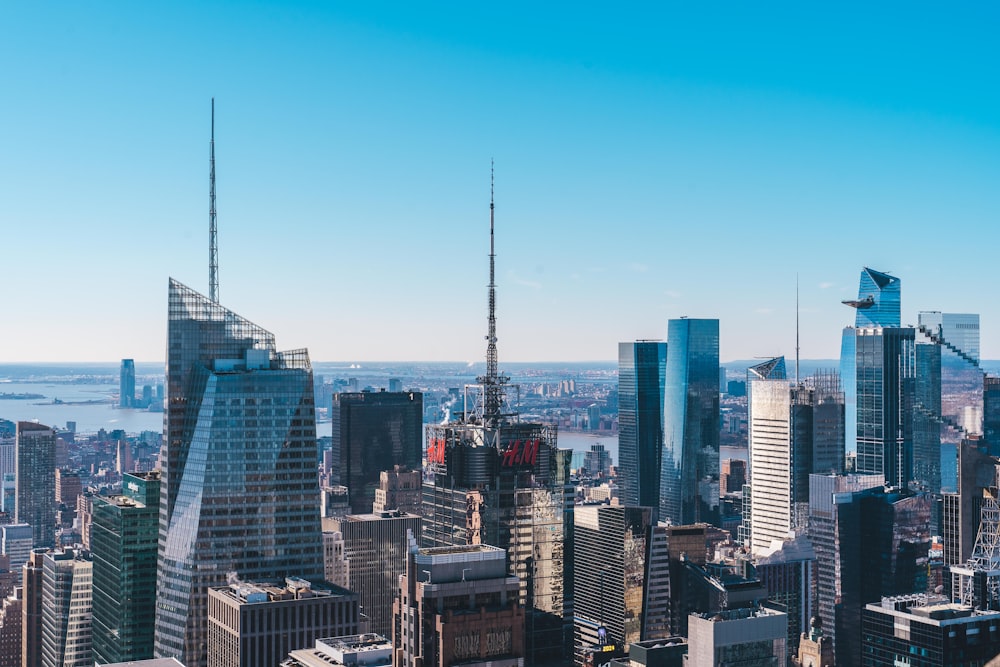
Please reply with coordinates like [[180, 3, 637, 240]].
[[841, 268, 914, 487], [617, 341, 666, 513], [15, 422, 56, 549], [154, 279, 324, 667], [120, 359, 136, 408], [660, 318, 720, 526]]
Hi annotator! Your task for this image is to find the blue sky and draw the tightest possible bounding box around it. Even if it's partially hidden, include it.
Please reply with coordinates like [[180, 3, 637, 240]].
[[2, 3, 998, 362]]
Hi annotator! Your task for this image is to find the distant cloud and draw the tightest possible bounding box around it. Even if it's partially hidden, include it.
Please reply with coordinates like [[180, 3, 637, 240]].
[[507, 271, 542, 289], [818, 281, 835, 289], [628, 262, 649, 273]]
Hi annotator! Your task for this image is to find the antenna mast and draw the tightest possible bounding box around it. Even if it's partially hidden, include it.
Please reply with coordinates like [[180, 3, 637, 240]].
[[477, 160, 508, 430], [795, 273, 800, 385], [209, 98, 219, 303]]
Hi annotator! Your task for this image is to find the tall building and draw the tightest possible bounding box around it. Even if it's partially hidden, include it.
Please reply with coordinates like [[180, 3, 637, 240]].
[[913, 312, 982, 496], [808, 475, 931, 667], [420, 178, 573, 665], [0, 442, 14, 515], [332, 510, 421, 638], [940, 438, 994, 567], [321, 528, 349, 589], [617, 341, 667, 513], [15, 423, 56, 549], [155, 279, 325, 667], [22, 549, 44, 667], [752, 534, 816, 663], [40, 548, 92, 667], [749, 376, 844, 555], [120, 359, 136, 408], [206, 578, 358, 667], [841, 268, 914, 488], [331, 391, 423, 515], [0, 587, 21, 667], [572, 505, 653, 657], [91, 471, 160, 664], [660, 318, 720, 526], [0, 524, 32, 579], [392, 537, 524, 667]]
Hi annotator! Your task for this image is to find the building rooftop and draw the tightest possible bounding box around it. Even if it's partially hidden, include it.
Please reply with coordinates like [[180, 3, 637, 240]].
[[213, 577, 352, 604]]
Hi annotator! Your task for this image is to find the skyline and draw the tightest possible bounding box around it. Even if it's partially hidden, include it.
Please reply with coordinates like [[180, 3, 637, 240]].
[[3, 4, 999, 363]]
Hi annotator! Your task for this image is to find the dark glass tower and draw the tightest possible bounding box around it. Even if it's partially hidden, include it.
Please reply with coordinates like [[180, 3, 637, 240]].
[[120, 359, 136, 408], [660, 318, 720, 526], [15, 422, 56, 548], [331, 391, 423, 514], [154, 279, 324, 667], [618, 341, 666, 513], [92, 471, 160, 664]]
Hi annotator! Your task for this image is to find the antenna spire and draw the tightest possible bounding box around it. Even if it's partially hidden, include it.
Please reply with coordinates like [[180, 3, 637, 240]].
[[475, 159, 508, 429], [209, 98, 219, 303], [795, 273, 800, 385]]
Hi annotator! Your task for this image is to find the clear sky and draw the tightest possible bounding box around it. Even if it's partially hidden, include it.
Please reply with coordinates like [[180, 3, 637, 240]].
[[2, 3, 998, 363]]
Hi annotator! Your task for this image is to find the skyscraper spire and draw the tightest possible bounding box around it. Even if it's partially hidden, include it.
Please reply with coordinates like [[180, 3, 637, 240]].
[[477, 159, 508, 429], [209, 98, 218, 303], [796, 273, 800, 385]]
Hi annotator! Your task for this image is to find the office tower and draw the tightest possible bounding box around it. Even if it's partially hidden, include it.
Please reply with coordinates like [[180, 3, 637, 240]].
[[22, 550, 44, 667], [686, 606, 787, 666], [55, 467, 83, 510], [0, 442, 13, 515], [808, 474, 881, 667], [40, 548, 92, 667], [753, 534, 816, 662], [808, 474, 931, 667], [617, 341, 667, 512], [720, 458, 746, 495], [749, 376, 844, 555], [572, 506, 653, 657], [913, 312, 983, 496], [371, 466, 421, 514], [660, 318, 720, 527], [282, 634, 392, 667], [91, 471, 160, 664], [206, 578, 358, 667], [984, 376, 1000, 455], [331, 510, 421, 638], [422, 419, 572, 663], [389, 378, 403, 393], [940, 438, 995, 567], [120, 359, 136, 408], [950, 479, 1000, 610], [861, 595, 1000, 667], [15, 422, 56, 548], [155, 280, 325, 667], [641, 525, 672, 641], [582, 443, 612, 478], [0, 525, 31, 580], [0, 588, 21, 667], [392, 536, 524, 667], [841, 269, 915, 488], [76, 494, 93, 550], [332, 391, 423, 515], [322, 528, 349, 589], [421, 176, 574, 665]]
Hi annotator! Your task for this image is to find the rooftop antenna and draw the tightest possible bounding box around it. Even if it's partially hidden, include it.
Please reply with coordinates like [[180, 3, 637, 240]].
[[209, 98, 219, 303], [476, 159, 508, 430], [795, 273, 800, 386]]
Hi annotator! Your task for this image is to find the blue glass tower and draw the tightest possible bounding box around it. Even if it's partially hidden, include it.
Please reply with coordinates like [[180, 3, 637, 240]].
[[660, 318, 720, 526], [618, 341, 667, 513], [154, 279, 324, 667], [841, 268, 914, 487]]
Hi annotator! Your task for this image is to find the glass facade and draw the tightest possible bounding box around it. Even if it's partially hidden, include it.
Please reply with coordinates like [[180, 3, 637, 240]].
[[855, 327, 915, 488], [331, 391, 423, 514], [852, 267, 901, 328], [154, 279, 324, 667], [617, 341, 666, 514], [422, 420, 574, 665], [91, 471, 160, 664], [660, 318, 720, 526], [15, 422, 56, 549]]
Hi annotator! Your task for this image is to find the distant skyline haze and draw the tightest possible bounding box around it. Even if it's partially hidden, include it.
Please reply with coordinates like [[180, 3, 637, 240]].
[[2, 3, 998, 363]]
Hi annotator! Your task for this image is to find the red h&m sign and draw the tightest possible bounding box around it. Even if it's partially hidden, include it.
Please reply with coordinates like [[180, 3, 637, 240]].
[[501, 439, 540, 467], [427, 438, 446, 465]]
